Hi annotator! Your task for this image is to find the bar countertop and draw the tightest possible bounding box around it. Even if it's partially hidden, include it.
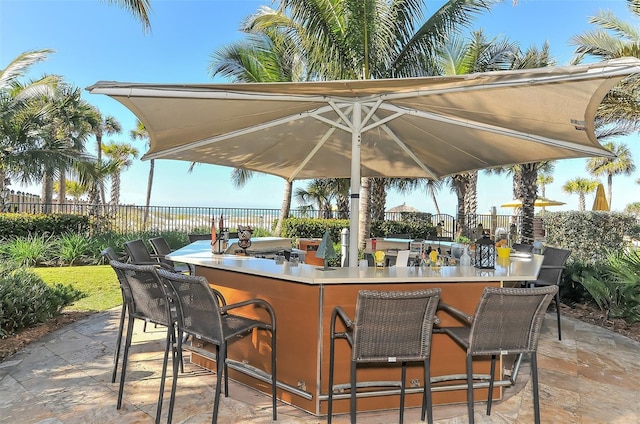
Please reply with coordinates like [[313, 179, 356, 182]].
[[167, 240, 543, 285]]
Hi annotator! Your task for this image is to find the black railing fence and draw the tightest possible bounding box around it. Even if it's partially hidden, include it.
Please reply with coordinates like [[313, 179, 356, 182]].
[[6, 200, 519, 238]]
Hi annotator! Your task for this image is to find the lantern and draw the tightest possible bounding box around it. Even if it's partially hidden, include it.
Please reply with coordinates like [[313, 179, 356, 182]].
[[474, 235, 495, 269]]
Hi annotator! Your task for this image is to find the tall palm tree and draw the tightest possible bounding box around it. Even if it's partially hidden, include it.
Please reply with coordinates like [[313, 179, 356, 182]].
[[38, 84, 96, 212], [571, 0, 640, 136], [295, 180, 334, 218], [256, 0, 500, 248], [101, 141, 139, 206], [130, 119, 152, 227], [93, 112, 122, 204], [0, 49, 58, 210], [586, 141, 636, 207], [537, 171, 554, 214], [562, 177, 599, 211]]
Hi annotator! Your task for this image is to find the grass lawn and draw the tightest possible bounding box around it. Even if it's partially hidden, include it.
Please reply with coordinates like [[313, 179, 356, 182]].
[[33, 265, 122, 312]]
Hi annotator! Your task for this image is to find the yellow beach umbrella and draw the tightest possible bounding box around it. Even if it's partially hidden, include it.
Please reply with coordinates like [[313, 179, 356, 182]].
[[500, 197, 566, 208], [592, 183, 609, 211]]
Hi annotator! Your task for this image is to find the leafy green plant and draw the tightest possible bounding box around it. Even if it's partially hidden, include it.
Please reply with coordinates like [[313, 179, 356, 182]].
[[0, 262, 84, 337], [0, 234, 57, 266], [57, 232, 94, 266], [573, 248, 640, 323]]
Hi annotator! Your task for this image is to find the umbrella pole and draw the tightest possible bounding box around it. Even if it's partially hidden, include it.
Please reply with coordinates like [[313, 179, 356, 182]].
[[348, 102, 362, 267]]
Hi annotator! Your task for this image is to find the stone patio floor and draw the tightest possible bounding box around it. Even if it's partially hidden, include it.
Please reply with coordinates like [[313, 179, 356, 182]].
[[1, 308, 639, 424]]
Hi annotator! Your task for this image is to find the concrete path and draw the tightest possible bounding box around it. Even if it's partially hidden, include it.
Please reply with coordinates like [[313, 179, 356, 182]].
[[1, 309, 638, 423]]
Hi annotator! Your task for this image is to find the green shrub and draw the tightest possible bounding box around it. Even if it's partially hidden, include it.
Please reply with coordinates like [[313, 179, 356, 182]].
[[0, 213, 90, 238], [57, 232, 94, 266], [0, 262, 85, 337], [543, 211, 636, 262], [0, 234, 57, 266], [571, 248, 640, 323]]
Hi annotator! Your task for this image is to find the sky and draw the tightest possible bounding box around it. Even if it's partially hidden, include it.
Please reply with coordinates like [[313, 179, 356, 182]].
[[2, 0, 639, 216]]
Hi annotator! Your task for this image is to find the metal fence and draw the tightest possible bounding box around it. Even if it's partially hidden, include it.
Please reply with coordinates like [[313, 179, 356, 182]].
[[5, 199, 517, 237]]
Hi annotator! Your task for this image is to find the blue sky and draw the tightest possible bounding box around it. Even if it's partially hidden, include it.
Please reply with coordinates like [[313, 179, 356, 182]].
[[2, 0, 639, 215]]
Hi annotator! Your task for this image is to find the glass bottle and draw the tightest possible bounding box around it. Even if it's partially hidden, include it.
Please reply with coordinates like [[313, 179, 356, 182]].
[[460, 245, 471, 267]]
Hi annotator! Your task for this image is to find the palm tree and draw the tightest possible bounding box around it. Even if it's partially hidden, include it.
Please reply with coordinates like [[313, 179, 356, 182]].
[[586, 141, 636, 207], [295, 180, 334, 218], [101, 141, 139, 206], [37, 84, 96, 212], [537, 171, 554, 214], [130, 120, 152, 227], [571, 0, 640, 136], [255, 0, 501, 248], [106, 0, 152, 31], [0, 49, 58, 210], [562, 177, 599, 211], [93, 112, 122, 204]]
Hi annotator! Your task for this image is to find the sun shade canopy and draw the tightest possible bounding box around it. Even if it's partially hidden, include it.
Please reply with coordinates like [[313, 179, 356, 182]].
[[87, 58, 640, 182], [87, 58, 640, 266]]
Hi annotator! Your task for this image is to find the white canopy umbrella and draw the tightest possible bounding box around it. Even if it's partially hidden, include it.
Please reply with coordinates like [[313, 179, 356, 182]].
[[87, 58, 640, 266]]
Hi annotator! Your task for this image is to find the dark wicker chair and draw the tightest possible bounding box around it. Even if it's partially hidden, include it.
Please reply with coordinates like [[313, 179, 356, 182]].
[[124, 239, 176, 271], [525, 247, 571, 340], [439, 286, 558, 424], [327, 288, 441, 424], [149, 236, 191, 274], [102, 248, 130, 384], [108, 261, 176, 424], [188, 233, 212, 243], [156, 269, 277, 424]]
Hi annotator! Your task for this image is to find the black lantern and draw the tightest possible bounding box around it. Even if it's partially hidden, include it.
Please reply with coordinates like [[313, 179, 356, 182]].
[[474, 235, 495, 269]]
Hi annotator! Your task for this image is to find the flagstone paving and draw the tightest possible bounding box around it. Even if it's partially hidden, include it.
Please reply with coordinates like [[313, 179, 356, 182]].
[[1, 309, 638, 423]]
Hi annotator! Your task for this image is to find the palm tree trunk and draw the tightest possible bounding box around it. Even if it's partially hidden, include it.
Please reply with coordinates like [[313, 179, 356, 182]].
[[607, 173, 613, 207], [370, 177, 386, 221], [358, 177, 371, 250], [41, 170, 54, 214], [96, 132, 106, 205], [427, 182, 441, 215], [463, 171, 478, 235], [514, 163, 538, 243], [274, 180, 292, 236], [143, 159, 154, 228], [0, 171, 9, 212], [58, 170, 67, 208]]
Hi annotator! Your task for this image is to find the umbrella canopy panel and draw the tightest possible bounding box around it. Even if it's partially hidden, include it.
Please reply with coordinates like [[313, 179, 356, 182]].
[[88, 58, 640, 182]]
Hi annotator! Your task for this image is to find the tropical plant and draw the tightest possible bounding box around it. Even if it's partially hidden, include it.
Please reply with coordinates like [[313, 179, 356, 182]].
[[92, 113, 122, 204], [562, 177, 600, 211], [57, 232, 94, 266], [106, 0, 152, 31], [130, 120, 152, 227], [295, 180, 335, 218], [101, 141, 139, 206], [571, 0, 640, 136], [0, 261, 84, 337], [37, 84, 97, 211], [537, 171, 554, 214], [625, 202, 640, 218], [248, 0, 502, 247], [0, 49, 58, 211], [586, 141, 636, 207], [0, 233, 57, 266]]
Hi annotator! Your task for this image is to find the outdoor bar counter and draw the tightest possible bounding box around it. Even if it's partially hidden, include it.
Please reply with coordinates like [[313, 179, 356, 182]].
[[167, 240, 543, 416]]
